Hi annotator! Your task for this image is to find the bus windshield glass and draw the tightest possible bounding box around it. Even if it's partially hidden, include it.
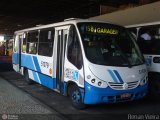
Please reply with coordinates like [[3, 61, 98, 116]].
[[77, 22, 144, 66]]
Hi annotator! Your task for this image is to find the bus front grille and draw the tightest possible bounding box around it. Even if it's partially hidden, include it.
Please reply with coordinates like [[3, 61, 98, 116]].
[[108, 81, 139, 90]]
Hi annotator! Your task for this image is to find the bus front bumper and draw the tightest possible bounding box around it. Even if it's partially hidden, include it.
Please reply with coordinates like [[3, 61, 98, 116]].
[[83, 82, 148, 104]]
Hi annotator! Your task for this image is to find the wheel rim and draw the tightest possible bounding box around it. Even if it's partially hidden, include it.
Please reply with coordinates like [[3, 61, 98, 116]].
[[72, 90, 81, 103]]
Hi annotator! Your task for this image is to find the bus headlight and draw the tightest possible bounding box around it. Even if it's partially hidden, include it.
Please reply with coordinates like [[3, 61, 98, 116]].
[[90, 78, 108, 88], [91, 79, 95, 83], [87, 75, 91, 79], [98, 81, 102, 86]]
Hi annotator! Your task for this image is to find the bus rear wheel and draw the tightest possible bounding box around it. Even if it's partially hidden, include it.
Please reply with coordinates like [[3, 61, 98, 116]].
[[69, 85, 86, 109], [24, 70, 33, 85]]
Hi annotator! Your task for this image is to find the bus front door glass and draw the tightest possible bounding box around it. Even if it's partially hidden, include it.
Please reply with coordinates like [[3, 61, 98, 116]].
[[55, 27, 69, 93], [13, 34, 22, 72]]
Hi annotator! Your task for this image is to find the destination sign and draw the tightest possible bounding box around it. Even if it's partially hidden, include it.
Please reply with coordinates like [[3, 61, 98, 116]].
[[85, 25, 118, 35]]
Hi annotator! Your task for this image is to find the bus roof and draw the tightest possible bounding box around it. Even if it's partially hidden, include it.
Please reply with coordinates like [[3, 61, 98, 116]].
[[126, 21, 160, 28], [14, 19, 116, 34]]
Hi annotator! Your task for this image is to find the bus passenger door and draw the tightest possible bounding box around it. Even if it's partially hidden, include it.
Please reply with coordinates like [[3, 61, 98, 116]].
[[13, 34, 22, 72], [55, 26, 69, 93]]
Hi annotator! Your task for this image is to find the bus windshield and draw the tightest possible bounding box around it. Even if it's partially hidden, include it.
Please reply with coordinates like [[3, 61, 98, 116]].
[[77, 22, 144, 67]]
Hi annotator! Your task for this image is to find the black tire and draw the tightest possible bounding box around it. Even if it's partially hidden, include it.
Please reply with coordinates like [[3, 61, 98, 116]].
[[68, 85, 86, 109], [24, 70, 33, 85]]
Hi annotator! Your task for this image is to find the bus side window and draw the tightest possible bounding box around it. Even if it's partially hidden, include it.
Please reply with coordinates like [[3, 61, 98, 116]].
[[26, 31, 38, 54], [22, 33, 27, 53], [14, 35, 19, 52], [137, 26, 159, 54], [8, 39, 13, 56], [67, 25, 82, 69], [38, 28, 55, 57]]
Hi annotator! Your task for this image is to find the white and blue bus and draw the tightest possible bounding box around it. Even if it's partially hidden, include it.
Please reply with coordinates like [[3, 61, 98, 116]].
[[12, 19, 148, 109], [126, 21, 160, 95]]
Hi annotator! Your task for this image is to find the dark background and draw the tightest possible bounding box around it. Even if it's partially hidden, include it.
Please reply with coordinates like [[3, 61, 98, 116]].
[[0, 0, 158, 35]]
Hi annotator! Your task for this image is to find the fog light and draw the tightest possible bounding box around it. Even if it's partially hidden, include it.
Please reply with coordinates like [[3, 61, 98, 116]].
[[91, 79, 95, 83], [98, 81, 102, 86]]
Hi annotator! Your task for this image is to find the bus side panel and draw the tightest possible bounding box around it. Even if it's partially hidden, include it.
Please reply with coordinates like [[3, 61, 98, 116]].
[[12, 52, 20, 72], [12, 52, 19, 64], [21, 54, 53, 76], [28, 69, 56, 89], [21, 54, 56, 89]]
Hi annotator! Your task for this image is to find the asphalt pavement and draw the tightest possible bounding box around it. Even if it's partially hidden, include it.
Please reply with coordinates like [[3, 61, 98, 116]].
[[0, 71, 160, 120], [0, 72, 66, 120]]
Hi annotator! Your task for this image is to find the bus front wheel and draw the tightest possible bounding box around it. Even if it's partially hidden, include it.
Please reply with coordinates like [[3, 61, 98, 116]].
[[24, 70, 33, 85], [69, 85, 86, 109]]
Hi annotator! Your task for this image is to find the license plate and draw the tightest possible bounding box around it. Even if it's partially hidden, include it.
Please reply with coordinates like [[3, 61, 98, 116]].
[[121, 93, 131, 99]]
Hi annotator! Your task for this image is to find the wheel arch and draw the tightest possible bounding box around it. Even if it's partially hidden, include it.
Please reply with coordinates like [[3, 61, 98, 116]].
[[66, 81, 86, 109], [66, 81, 78, 96]]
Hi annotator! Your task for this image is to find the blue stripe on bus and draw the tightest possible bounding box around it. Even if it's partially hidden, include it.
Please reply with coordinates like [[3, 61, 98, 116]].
[[38, 73, 56, 89], [31, 70, 56, 90], [20, 54, 37, 71], [113, 70, 123, 83], [12, 53, 18, 64], [33, 56, 41, 73], [108, 70, 119, 83], [21, 54, 34, 70], [32, 71, 39, 83]]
